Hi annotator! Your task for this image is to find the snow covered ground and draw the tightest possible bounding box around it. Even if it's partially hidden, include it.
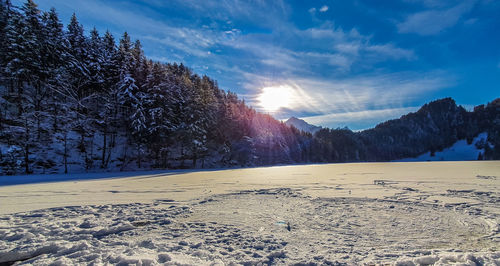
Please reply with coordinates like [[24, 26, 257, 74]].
[[396, 132, 488, 162], [0, 161, 499, 265]]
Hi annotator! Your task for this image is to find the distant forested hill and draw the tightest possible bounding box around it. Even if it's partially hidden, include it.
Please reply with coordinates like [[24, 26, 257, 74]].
[[309, 98, 500, 163], [0, 0, 498, 175]]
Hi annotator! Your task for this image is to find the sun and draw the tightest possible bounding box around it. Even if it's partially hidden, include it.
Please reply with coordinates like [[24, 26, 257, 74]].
[[258, 85, 293, 112]]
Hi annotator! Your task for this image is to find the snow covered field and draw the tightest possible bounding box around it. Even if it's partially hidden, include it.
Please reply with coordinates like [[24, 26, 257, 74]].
[[0, 161, 499, 265]]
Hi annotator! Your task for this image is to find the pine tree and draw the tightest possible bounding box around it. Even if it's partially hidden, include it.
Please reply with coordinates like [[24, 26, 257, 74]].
[[131, 40, 148, 86], [66, 13, 89, 99], [88, 27, 104, 93], [144, 63, 177, 167], [86, 27, 105, 130], [0, 0, 13, 78], [66, 13, 95, 170], [41, 7, 67, 131], [3, 6, 24, 96], [97, 30, 119, 168], [116, 32, 138, 112]]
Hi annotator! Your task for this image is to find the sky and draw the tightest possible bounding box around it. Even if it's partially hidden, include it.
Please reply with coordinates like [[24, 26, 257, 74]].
[[13, 0, 500, 130]]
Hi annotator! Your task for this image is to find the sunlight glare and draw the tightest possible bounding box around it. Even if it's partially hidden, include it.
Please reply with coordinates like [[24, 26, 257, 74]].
[[258, 85, 293, 112]]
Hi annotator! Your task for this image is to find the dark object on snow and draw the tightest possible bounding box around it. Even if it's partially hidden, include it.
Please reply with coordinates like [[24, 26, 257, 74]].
[[287, 222, 291, 231]]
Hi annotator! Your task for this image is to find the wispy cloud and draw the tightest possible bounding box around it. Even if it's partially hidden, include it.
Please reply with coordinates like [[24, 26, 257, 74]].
[[403, 0, 457, 8], [142, 34, 214, 58], [243, 70, 454, 123], [397, 0, 476, 35], [226, 23, 417, 78], [364, 44, 416, 61], [31, 0, 417, 78], [135, 0, 290, 26]]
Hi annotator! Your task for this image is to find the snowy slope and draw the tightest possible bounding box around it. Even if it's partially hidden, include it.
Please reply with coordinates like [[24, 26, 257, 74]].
[[396, 132, 488, 162]]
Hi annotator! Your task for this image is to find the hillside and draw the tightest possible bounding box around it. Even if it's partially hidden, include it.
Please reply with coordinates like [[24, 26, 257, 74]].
[[395, 132, 487, 162], [360, 98, 500, 161], [310, 98, 500, 163]]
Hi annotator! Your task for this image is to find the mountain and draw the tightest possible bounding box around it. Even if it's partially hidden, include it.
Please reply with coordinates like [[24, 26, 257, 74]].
[[285, 117, 321, 134]]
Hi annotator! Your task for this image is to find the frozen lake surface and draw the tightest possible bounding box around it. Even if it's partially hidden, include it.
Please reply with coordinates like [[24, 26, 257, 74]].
[[0, 161, 499, 264]]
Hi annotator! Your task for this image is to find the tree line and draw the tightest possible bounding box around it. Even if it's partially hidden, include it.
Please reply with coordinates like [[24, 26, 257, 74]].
[[0, 0, 313, 174]]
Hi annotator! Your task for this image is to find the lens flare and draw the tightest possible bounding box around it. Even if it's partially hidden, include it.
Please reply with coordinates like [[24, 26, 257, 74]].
[[258, 85, 293, 112]]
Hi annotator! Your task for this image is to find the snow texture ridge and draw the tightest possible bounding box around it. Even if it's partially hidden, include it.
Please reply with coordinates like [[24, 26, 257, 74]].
[[1, 187, 499, 265]]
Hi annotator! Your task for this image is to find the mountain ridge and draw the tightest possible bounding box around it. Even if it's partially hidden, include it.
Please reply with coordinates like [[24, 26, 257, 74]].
[[284, 117, 321, 134]]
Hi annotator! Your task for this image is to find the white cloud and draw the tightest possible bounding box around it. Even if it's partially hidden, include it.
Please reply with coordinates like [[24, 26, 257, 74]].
[[364, 43, 416, 60], [301, 26, 345, 40], [397, 0, 476, 35], [335, 43, 360, 55], [309, 5, 328, 14]]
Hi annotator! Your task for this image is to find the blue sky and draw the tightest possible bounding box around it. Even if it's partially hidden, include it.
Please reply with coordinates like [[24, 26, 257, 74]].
[[14, 0, 500, 130]]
